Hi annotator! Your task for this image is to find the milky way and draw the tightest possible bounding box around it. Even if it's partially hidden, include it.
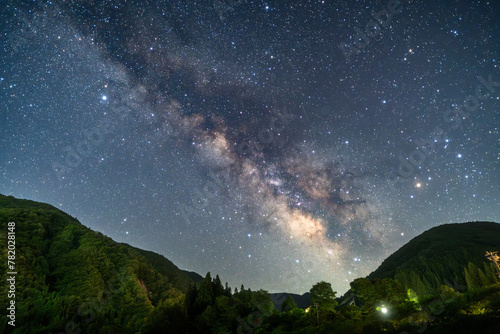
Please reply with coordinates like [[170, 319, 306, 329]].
[[1, 0, 499, 293]]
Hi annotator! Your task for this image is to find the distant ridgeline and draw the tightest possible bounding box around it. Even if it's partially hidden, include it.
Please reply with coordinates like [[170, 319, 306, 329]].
[[368, 222, 500, 296], [0, 194, 200, 332]]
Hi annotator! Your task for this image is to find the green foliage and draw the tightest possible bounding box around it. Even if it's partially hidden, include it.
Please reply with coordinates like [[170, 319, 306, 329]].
[[143, 288, 188, 333], [483, 262, 499, 285], [350, 278, 408, 313], [251, 289, 275, 316], [439, 284, 460, 302], [407, 288, 419, 303], [282, 295, 298, 312], [341, 305, 362, 322], [465, 262, 482, 291], [1, 195, 499, 334], [369, 222, 500, 294], [0, 194, 193, 334], [185, 283, 199, 318], [195, 272, 215, 310], [213, 274, 224, 298], [310, 281, 338, 312], [478, 268, 491, 287], [224, 281, 232, 297]]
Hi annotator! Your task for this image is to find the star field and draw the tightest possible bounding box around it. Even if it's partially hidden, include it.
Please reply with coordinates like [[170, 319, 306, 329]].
[[1, 0, 499, 294]]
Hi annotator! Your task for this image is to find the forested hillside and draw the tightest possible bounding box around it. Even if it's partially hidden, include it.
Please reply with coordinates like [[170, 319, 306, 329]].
[[368, 222, 500, 295], [0, 194, 194, 333]]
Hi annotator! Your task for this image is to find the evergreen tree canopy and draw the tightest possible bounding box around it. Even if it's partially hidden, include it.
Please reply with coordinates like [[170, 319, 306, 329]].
[[310, 281, 338, 312]]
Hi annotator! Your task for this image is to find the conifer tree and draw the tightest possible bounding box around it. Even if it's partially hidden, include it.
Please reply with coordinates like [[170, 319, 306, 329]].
[[464, 263, 481, 290], [185, 283, 198, 319], [194, 272, 214, 312], [224, 282, 232, 297], [213, 274, 224, 298], [478, 268, 491, 287]]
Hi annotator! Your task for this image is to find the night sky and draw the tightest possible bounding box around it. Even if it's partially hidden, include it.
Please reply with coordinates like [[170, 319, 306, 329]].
[[1, 0, 499, 294]]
